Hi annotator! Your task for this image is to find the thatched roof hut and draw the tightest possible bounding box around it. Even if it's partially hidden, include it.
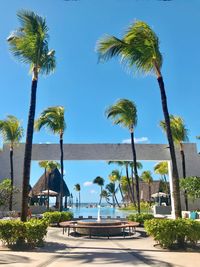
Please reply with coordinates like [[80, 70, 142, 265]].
[[30, 168, 70, 197]]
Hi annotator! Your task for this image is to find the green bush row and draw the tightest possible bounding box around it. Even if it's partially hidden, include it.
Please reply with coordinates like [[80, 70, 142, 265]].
[[144, 218, 200, 248], [0, 219, 48, 247], [43, 211, 73, 224], [128, 213, 154, 225]]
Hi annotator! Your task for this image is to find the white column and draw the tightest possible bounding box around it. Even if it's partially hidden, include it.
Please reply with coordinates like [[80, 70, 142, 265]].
[[168, 161, 175, 219]]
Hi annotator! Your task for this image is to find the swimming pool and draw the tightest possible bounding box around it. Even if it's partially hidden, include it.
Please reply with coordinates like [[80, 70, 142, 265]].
[[69, 206, 135, 218]]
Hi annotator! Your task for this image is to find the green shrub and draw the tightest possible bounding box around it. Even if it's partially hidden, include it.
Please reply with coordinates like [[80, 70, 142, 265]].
[[0, 220, 25, 246], [60, 211, 73, 222], [0, 219, 48, 248], [128, 213, 154, 225], [25, 219, 48, 247], [43, 211, 73, 224], [43, 211, 61, 224], [120, 201, 152, 212], [144, 218, 200, 248]]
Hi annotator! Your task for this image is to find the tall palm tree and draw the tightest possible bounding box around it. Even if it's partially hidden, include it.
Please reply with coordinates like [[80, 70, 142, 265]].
[[141, 170, 153, 204], [97, 20, 181, 218], [74, 183, 81, 207], [93, 176, 105, 205], [35, 106, 66, 211], [0, 115, 23, 211], [106, 99, 140, 213], [160, 115, 189, 210], [154, 161, 169, 194], [7, 10, 56, 221]]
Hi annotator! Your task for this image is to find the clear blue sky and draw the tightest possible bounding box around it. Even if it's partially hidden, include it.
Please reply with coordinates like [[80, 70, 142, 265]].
[[0, 0, 200, 202]]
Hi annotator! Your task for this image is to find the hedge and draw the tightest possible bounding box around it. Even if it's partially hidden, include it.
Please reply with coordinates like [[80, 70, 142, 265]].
[[43, 211, 73, 225], [0, 219, 48, 247], [128, 213, 154, 225], [144, 218, 200, 248]]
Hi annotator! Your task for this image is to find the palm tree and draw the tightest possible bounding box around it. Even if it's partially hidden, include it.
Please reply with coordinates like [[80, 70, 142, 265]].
[[160, 115, 189, 210], [0, 115, 23, 211], [109, 169, 121, 207], [97, 20, 181, 218], [106, 99, 140, 213], [7, 10, 56, 221], [74, 183, 81, 207], [154, 161, 169, 194], [106, 183, 116, 207], [141, 170, 153, 204], [93, 176, 105, 205], [100, 190, 112, 205], [108, 161, 134, 204], [35, 106, 66, 211]]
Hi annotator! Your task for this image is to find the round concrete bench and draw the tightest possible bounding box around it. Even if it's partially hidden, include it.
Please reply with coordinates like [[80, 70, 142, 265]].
[[59, 221, 139, 239]]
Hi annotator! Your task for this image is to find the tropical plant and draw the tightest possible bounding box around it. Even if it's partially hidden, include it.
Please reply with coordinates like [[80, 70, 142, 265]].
[[106, 182, 116, 207], [0, 116, 23, 211], [100, 190, 112, 205], [180, 176, 200, 202], [108, 170, 121, 207], [108, 161, 134, 204], [7, 10, 56, 221], [141, 171, 153, 203], [93, 176, 105, 205], [35, 106, 66, 211], [160, 115, 189, 210], [97, 20, 181, 218], [154, 161, 169, 194], [74, 183, 81, 207], [0, 179, 19, 210], [106, 99, 140, 213]]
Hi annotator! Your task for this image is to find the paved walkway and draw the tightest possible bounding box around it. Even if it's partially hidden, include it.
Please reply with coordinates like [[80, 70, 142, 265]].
[[0, 227, 200, 267]]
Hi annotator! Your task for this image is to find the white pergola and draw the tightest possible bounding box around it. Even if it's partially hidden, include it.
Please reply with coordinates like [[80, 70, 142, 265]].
[[0, 143, 200, 216]]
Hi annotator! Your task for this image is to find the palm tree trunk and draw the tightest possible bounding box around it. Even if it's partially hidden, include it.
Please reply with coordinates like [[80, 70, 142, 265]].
[[44, 168, 47, 190], [180, 143, 188, 211], [9, 146, 14, 211], [157, 76, 181, 218], [125, 164, 135, 204], [130, 164, 136, 205], [130, 131, 140, 214], [79, 191, 81, 207], [21, 79, 37, 222], [114, 194, 120, 207], [47, 172, 50, 211], [99, 186, 102, 205], [149, 184, 151, 205], [59, 133, 64, 211], [118, 184, 125, 205]]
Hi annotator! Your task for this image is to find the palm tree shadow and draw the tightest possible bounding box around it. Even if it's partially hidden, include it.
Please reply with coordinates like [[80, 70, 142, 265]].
[[0, 254, 30, 265], [37, 241, 69, 253]]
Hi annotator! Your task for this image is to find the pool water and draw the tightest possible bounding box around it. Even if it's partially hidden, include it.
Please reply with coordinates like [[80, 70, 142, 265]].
[[69, 206, 135, 218]]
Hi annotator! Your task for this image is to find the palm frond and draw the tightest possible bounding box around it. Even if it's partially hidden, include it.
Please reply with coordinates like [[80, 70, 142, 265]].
[[96, 35, 127, 63], [96, 20, 163, 75], [160, 115, 189, 144], [106, 99, 137, 130], [35, 106, 66, 135], [7, 9, 56, 76], [0, 115, 23, 145]]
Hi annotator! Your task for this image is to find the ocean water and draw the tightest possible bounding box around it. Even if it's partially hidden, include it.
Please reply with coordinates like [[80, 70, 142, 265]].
[[69, 206, 135, 218]]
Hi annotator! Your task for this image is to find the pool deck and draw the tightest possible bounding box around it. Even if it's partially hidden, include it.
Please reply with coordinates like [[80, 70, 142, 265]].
[[0, 227, 199, 267]]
